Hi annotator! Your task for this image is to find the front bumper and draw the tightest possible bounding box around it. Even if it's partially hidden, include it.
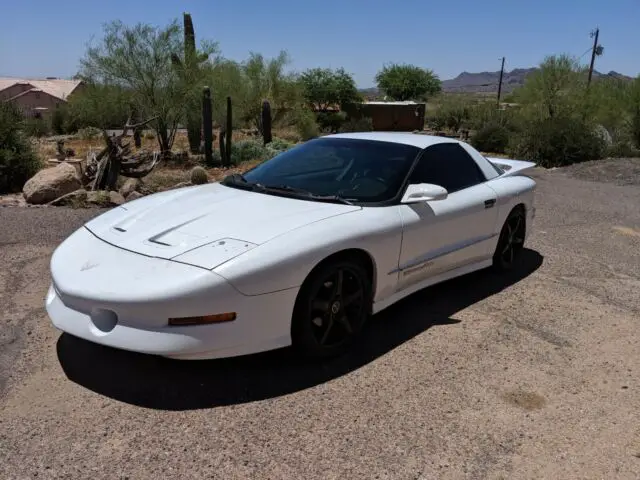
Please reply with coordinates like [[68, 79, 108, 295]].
[[46, 227, 298, 360]]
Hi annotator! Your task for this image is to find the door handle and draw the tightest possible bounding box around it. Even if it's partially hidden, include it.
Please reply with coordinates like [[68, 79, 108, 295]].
[[484, 199, 496, 208]]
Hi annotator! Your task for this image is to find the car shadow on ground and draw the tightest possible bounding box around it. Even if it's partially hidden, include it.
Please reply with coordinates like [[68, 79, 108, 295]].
[[57, 248, 543, 411]]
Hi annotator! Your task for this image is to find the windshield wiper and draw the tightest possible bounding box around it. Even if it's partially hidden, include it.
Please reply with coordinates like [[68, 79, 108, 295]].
[[262, 184, 355, 205], [223, 173, 267, 192]]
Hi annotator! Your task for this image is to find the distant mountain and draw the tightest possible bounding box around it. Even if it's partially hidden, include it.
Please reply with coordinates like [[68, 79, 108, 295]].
[[441, 68, 633, 93], [359, 68, 634, 98]]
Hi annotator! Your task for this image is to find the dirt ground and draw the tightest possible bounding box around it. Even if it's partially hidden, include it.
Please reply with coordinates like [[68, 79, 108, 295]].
[[1, 164, 639, 479]]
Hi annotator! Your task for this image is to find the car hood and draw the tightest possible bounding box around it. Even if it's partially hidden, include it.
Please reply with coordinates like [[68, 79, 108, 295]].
[[84, 183, 361, 265]]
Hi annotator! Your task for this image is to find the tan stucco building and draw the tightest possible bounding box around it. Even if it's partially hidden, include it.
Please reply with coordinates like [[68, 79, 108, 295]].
[[0, 77, 85, 118]]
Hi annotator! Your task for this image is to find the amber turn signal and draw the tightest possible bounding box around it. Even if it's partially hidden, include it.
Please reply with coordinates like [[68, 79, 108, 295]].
[[168, 312, 237, 326]]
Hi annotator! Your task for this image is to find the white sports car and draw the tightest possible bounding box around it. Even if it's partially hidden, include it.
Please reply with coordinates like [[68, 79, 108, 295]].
[[46, 132, 536, 360]]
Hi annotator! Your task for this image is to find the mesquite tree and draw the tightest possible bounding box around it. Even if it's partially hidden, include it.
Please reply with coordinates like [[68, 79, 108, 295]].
[[79, 20, 184, 155]]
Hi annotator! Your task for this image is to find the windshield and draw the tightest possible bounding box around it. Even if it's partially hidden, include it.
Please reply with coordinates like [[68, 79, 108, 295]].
[[227, 137, 420, 204]]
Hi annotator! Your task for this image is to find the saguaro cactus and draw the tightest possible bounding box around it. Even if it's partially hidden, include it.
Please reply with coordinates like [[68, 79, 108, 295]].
[[261, 100, 272, 145], [219, 125, 226, 164], [202, 86, 213, 165], [225, 96, 233, 166], [183, 13, 201, 153]]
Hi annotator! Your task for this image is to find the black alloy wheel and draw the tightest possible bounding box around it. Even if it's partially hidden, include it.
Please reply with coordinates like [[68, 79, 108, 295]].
[[292, 260, 371, 358], [493, 208, 526, 271]]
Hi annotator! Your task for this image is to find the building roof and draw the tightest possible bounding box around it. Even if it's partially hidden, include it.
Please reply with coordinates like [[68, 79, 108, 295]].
[[0, 77, 83, 101], [326, 131, 462, 149]]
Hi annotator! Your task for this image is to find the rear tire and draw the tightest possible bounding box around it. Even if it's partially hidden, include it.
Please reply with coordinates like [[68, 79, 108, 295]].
[[492, 207, 526, 272], [291, 259, 372, 359]]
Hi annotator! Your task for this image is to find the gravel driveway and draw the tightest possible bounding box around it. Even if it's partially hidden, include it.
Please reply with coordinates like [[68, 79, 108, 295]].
[[1, 165, 639, 479]]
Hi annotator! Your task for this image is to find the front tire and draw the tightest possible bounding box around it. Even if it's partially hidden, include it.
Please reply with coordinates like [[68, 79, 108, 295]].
[[492, 207, 526, 271], [291, 260, 372, 359]]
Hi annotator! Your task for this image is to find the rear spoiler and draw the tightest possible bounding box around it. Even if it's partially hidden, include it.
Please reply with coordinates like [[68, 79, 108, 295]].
[[485, 157, 537, 178]]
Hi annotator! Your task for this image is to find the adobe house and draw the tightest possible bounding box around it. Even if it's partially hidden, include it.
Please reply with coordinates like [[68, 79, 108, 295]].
[[0, 77, 85, 119]]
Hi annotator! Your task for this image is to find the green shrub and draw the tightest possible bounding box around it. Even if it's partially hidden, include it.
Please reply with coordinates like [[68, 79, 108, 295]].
[[77, 126, 102, 140], [230, 139, 270, 164], [606, 140, 640, 158], [339, 116, 373, 133], [316, 111, 347, 133], [24, 117, 49, 137], [0, 103, 42, 194], [267, 137, 294, 151], [293, 108, 320, 141], [471, 123, 510, 153], [51, 107, 68, 135], [507, 115, 606, 167]]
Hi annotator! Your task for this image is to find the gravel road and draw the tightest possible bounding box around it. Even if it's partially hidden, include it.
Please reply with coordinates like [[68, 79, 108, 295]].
[[1, 166, 639, 479]]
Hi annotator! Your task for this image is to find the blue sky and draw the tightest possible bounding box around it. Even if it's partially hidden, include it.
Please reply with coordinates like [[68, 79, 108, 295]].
[[0, 0, 637, 87]]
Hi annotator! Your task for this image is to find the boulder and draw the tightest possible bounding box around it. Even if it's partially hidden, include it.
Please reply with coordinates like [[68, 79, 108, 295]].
[[125, 191, 144, 202], [119, 178, 143, 198], [49, 189, 88, 207], [86, 190, 125, 207], [22, 163, 81, 205], [109, 191, 126, 206]]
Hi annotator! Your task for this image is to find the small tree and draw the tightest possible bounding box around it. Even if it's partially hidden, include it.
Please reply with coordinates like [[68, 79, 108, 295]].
[[375, 63, 441, 101], [626, 76, 640, 148], [0, 103, 41, 194], [299, 67, 361, 110], [79, 20, 185, 155], [238, 51, 302, 132], [65, 83, 133, 131], [514, 54, 585, 119]]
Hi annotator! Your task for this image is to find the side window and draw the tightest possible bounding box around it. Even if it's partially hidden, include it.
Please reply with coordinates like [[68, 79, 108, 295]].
[[409, 143, 486, 193]]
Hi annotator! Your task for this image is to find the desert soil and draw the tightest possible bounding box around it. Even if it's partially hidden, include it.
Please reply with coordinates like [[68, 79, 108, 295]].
[[1, 163, 639, 479]]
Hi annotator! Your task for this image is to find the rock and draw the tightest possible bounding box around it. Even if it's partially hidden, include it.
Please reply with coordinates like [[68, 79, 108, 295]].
[[22, 163, 81, 205], [109, 191, 125, 206], [126, 191, 144, 202], [49, 189, 88, 207], [119, 178, 142, 198], [86, 190, 125, 207]]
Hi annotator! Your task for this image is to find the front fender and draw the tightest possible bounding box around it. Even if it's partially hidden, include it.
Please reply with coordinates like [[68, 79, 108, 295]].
[[213, 207, 404, 299]]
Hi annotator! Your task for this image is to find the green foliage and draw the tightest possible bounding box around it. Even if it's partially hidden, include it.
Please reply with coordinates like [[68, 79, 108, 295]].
[[230, 139, 270, 164], [170, 12, 217, 153], [507, 115, 606, 167], [471, 123, 510, 153], [65, 84, 132, 131], [267, 137, 294, 151], [626, 76, 640, 148], [239, 51, 301, 132], [51, 107, 67, 135], [316, 111, 347, 133], [23, 117, 50, 137], [431, 94, 472, 132], [0, 103, 41, 194], [375, 63, 441, 101], [77, 126, 102, 140], [467, 101, 517, 131], [512, 54, 585, 120], [338, 116, 373, 133], [189, 165, 209, 184], [299, 68, 361, 110], [291, 108, 320, 141], [78, 19, 187, 153]]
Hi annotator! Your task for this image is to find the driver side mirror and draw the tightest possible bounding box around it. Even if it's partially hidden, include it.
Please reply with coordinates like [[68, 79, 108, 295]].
[[401, 183, 448, 204]]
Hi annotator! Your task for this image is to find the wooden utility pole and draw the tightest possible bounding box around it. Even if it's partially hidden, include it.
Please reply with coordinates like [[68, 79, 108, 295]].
[[496, 56, 505, 108], [587, 28, 600, 87]]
